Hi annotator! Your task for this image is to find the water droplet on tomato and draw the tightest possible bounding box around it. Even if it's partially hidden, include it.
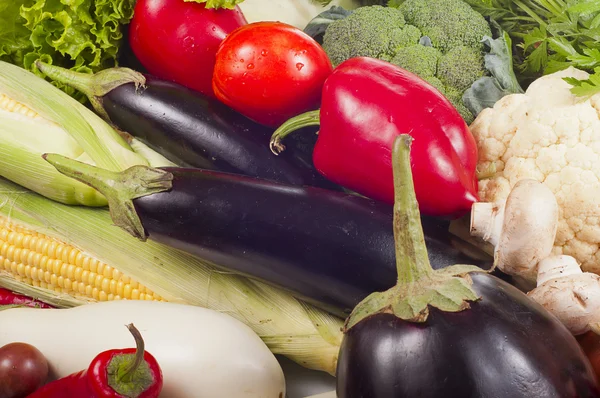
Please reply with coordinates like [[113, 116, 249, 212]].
[[211, 26, 217, 32], [296, 63, 304, 71], [247, 63, 254, 69], [261, 50, 268, 56], [239, 59, 245, 63]]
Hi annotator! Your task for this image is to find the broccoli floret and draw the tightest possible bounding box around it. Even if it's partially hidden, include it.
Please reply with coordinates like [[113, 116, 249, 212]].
[[445, 87, 475, 124], [322, 6, 421, 66], [398, 0, 492, 54], [390, 45, 442, 78], [437, 46, 486, 92], [424, 76, 446, 95]]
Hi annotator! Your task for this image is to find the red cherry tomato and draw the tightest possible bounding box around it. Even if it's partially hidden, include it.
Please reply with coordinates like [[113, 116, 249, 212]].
[[578, 332, 600, 382], [129, 0, 247, 98], [212, 22, 333, 128], [0, 342, 49, 398]]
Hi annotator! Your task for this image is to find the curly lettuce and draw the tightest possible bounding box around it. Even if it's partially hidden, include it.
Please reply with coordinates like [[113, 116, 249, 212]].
[[0, 0, 135, 101]]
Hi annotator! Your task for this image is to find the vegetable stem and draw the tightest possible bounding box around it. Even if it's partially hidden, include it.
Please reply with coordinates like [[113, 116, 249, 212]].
[[343, 135, 483, 331], [35, 61, 146, 121], [118, 324, 146, 384], [269, 110, 320, 155], [391, 136, 434, 284], [43, 153, 173, 240]]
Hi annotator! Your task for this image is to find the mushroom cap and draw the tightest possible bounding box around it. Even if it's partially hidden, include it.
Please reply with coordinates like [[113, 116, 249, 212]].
[[528, 272, 600, 335], [495, 179, 559, 281]]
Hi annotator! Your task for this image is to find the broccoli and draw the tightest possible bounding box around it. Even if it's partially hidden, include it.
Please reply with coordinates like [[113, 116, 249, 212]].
[[398, 0, 491, 54], [391, 45, 441, 78], [321, 1, 493, 124], [437, 46, 486, 92]]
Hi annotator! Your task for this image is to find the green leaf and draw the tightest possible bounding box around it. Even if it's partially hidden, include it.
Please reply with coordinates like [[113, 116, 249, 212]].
[[563, 67, 600, 98], [568, 47, 600, 68], [303, 6, 353, 43], [567, 0, 600, 15], [182, 0, 243, 9], [0, 0, 135, 102]]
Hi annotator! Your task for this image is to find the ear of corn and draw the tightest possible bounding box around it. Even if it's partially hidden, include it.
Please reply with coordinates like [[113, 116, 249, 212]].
[[0, 60, 174, 206], [0, 177, 342, 375]]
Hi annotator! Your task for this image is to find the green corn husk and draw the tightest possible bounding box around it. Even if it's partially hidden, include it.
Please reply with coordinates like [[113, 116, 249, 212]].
[[0, 177, 343, 374], [0, 60, 172, 206]]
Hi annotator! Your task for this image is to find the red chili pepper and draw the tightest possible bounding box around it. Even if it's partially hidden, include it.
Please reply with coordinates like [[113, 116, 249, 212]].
[[27, 324, 162, 398], [0, 288, 53, 308], [270, 57, 479, 218]]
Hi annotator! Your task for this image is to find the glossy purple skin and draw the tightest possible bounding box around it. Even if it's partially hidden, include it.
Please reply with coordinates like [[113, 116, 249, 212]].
[[337, 272, 600, 398], [102, 77, 332, 188], [132, 167, 488, 316]]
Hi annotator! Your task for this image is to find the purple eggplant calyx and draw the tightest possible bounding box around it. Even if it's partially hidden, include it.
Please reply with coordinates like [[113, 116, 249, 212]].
[[344, 135, 485, 332], [43, 153, 173, 241]]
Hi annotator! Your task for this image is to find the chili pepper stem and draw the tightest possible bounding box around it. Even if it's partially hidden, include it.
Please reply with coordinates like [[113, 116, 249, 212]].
[[35, 61, 146, 121], [269, 110, 321, 155], [118, 324, 146, 383], [344, 135, 484, 332], [43, 153, 173, 241]]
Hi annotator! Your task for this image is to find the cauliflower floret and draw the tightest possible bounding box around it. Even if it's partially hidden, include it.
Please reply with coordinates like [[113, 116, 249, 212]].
[[472, 67, 600, 274]]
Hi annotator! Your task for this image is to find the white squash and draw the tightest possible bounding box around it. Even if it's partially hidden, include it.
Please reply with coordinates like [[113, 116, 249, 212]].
[[0, 301, 285, 398]]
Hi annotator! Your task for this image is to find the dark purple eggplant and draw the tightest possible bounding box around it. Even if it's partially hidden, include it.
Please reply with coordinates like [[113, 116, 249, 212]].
[[335, 136, 599, 397], [43, 153, 489, 317], [34, 61, 332, 188]]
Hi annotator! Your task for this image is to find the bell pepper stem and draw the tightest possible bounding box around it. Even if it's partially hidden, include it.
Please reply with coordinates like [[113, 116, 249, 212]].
[[269, 110, 321, 155], [35, 61, 146, 121], [118, 324, 146, 383]]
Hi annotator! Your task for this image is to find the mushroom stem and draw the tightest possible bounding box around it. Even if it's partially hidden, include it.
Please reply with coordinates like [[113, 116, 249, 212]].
[[470, 202, 504, 247]]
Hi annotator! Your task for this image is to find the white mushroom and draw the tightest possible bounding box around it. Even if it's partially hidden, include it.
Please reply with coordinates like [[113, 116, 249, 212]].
[[470, 179, 559, 281], [528, 255, 600, 335]]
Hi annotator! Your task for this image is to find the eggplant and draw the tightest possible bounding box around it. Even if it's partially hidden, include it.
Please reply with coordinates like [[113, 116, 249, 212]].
[[44, 154, 489, 317], [35, 62, 331, 188], [336, 136, 600, 397]]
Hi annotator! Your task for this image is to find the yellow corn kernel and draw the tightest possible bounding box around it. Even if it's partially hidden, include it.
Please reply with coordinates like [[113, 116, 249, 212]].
[[0, 217, 164, 302], [0, 94, 41, 119]]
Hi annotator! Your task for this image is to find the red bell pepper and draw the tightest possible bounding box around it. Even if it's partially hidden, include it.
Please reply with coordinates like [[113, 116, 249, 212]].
[[270, 57, 479, 218], [27, 324, 162, 398], [0, 288, 53, 309]]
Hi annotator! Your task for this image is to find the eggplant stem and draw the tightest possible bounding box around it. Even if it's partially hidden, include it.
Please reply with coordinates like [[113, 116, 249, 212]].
[[391, 136, 434, 283], [35, 61, 146, 121], [43, 153, 173, 241], [269, 110, 321, 155], [343, 135, 482, 331]]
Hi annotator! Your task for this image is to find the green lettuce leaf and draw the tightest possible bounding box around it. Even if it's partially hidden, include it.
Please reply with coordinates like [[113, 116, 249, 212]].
[[0, 0, 135, 101]]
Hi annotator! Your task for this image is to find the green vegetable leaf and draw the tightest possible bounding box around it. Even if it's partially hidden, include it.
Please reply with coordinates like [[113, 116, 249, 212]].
[[182, 0, 243, 9], [567, 0, 600, 15], [303, 6, 353, 43], [568, 47, 600, 68], [563, 66, 600, 98], [463, 21, 524, 118], [0, 0, 135, 102]]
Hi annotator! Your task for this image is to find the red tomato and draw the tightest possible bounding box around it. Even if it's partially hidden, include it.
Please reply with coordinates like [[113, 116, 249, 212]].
[[212, 22, 333, 128], [129, 0, 247, 98], [578, 332, 600, 382]]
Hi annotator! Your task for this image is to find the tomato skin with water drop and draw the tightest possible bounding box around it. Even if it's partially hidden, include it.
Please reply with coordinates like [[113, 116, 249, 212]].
[[212, 22, 333, 127]]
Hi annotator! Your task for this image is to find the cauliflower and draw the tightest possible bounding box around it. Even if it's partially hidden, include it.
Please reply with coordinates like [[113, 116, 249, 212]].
[[471, 67, 600, 274]]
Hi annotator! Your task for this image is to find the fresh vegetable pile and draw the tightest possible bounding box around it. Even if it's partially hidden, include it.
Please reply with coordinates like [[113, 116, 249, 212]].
[[1, 0, 600, 397]]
